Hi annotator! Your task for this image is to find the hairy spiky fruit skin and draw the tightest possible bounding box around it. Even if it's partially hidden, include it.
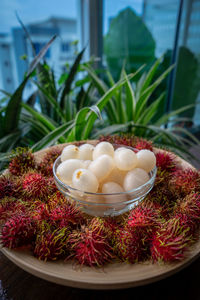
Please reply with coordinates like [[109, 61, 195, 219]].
[[176, 193, 200, 222], [0, 197, 17, 224], [22, 172, 49, 199], [151, 218, 192, 262], [128, 206, 160, 229], [170, 169, 200, 196], [0, 175, 15, 199], [155, 151, 178, 172], [1, 214, 35, 248], [134, 137, 153, 151], [68, 220, 113, 267], [49, 203, 86, 229], [29, 201, 49, 224], [39, 148, 62, 177], [115, 207, 161, 263], [9, 148, 36, 176], [114, 228, 149, 263], [99, 135, 153, 151], [34, 226, 69, 261], [172, 213, 197, 236]]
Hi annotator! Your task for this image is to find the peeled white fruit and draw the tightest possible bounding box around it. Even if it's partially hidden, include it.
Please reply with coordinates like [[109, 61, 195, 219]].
[[123, 168, 149, 192], [89, 154, 114, 181], [93, 142, 114, 160], [101, 166, 127, 186], [61, 145, 79, 161], [82, 160, 92, 169], [56, 159, 83, 185], [136, 150, 156, 172], [114, 149, 137, 171], [115, 147, 127, 153], [79, 144, 94, 160], [72, 168, 99, 193], [102, 182, 127, 202]]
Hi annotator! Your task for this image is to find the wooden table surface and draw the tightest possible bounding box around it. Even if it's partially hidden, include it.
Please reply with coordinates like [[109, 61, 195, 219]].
[[1, 250, 200, 300]]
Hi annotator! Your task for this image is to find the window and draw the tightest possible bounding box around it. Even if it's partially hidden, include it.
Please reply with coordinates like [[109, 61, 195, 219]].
[[61, 42, 71, 52], [33, 42, 51, 58], [0, 0, 78, 96]]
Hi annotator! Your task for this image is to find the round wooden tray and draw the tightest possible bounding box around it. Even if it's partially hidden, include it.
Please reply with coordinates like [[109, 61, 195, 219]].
[[1, 142, 200, 290]]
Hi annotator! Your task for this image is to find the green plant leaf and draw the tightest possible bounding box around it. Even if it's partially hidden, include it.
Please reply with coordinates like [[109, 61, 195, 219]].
[[140, 56, 163, 93], [34, 81, 66, 122], [156, 104, 195, 126], [92, 122, 132, 138], [22, 103, 56, 132], [124, 70, 136, 121], [82, 73, 137, 140], [135, 65, 173, 120], [31, 121, 74, 151], [136, 92, 165, 125], [4, 35, 56, 135], [60, 48, 85, 109]]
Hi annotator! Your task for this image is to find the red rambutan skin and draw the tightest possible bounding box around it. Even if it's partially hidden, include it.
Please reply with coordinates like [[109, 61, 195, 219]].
[[0, 175, 16, 199], [155, 151, 178, 172], [38, 148, 62, 177], [49, 203, 86, 229], [9, 148, 36, 176], [175, 193, 200, 222], [127, 206, 161, 229], [150, 217, 192, 262], [29, 201, 50, 224], [1, 214, 35, 249], [0, 198, 30, 225], [33, 226, 69, 261], [134, 137, 153, 151], [169, 169, 200, 196], [114, 227, 149, 263], [68, 220, 113, 267], [22, 172, 49, 199], [114, 206, 162, 263], [171, 213, 197, 236]]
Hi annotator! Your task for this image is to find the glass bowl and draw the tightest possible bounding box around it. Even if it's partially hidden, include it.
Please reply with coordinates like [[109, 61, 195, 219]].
[[53, 144, 157, 217]]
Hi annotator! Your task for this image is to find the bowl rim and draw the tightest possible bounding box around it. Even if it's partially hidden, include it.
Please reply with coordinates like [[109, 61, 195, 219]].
[[53, 144, 157, 197]]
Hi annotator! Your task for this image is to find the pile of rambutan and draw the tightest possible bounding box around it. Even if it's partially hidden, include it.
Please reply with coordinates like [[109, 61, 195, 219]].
[[0, 136, 200, 267]]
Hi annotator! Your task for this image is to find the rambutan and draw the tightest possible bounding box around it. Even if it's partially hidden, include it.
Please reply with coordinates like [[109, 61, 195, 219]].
[[9, 148, 36, 176], [46, 177, 58, 195], [175, 193, 200, 222], [0, 197, 17, 224], [114, 227, 149, 263], [114, 207, 161, 263], [22, 172, 49, 199], [47, 192, 66, 211], [169, 169, 200, 196], [170, 213, 197, 236], [38, 148, 62, 177], [33, 225, 69, 261], [1, 214, 35, 249], [134, 137, 153, 151], [151, 218, 192, 262], [155, 151, 178, 172], [29, 200, 49, 224], [127, 206, 160, 229], [49, 203, 86, 229], [0, 175, 15, 199], [68, 220, 113, 267]]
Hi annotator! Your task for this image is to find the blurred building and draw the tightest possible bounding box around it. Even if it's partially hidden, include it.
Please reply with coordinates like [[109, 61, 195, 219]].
[[0, 33, 16, 93], [0, 16, 77, 96]]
